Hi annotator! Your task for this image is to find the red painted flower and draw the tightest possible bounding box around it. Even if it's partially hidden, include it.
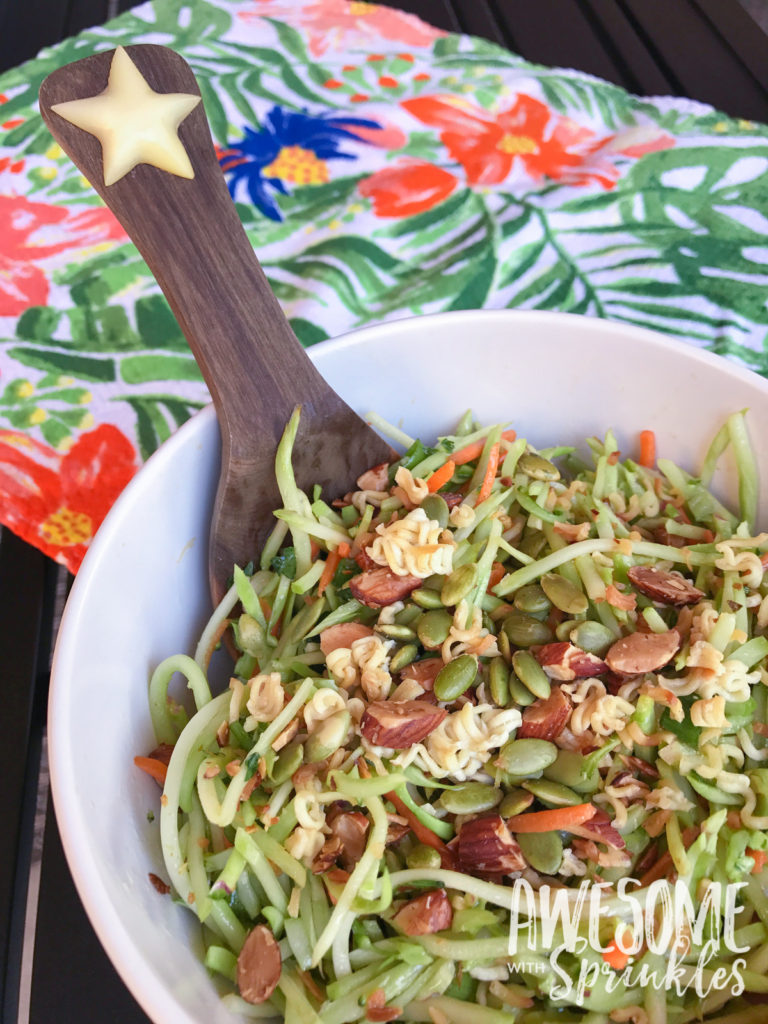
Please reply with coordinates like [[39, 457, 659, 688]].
[[0, 196, 127, 316], [402, 93, 606, 186], [359, 160, 458, 217], [0, 424, 137, 572], [240, 0, 445, 57]]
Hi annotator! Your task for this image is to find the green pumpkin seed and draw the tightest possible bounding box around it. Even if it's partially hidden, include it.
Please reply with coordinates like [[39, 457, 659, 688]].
[[411, 588, 445, 610], [502, 611, 553, 648], [421, 493, 450, 529], [498, 628, 512, 664], [434, 654, 478, 701], [422, 574, 444, 591], [513, 584, 551, 617], [271, 741, 304, 784], [519, 531, 548, 559], [437, 782, 502, 815], [518, 452, 561, 482], [511, 650, 551, 700], [498, 769, 541, 787], [496, 737, 557, 776], [385, 849, 404, 873], [406, 844, 442, 870], [377, 623, 417, 642], [489, 657, 510, 706], [543, 749, 599, 794], [305, 710, 350, 763], [395, 604, 422, 626], [509, 673, 536, 707], [541, 573, 588, 615], [389, 643, 419, 673], [569, 620, 616, 656], [441, 564, 478, 607], [417, 608, 454, 649], [499, 789, 535, 817], [522, 778, 582, 807], [556, 618, 584, 642], [518, 831, 563, 875]]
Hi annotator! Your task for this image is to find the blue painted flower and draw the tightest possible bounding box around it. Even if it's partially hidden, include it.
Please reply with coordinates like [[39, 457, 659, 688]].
[[219, 105, 382, 221]]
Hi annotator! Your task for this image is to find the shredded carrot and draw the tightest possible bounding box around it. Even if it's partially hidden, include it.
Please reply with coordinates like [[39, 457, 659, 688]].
[[748, 848, 768, 874], [638, 429, 656, 468], [452, 429, 517, 466], [605, 583, 636, 611], [487, 561, 506, 591], [202, 615, 232, 672], [475, 443, 501, 507], [386, 791, 456, 869], [602, 938, 631, 970], [318, 549, 342, 596], [310, 539, 320, 560], [506, 803, 596, 834], [761, 552, 768, 570], [134, 755, 168, 786], [427, 459, 456, 493], [337, 541, 351, 558], [298, 970, 325, 1003]]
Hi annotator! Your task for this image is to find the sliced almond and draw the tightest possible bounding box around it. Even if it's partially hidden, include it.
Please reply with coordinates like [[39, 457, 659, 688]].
[[360, 700, 446, 748], [517, 686, 572, 740], [357, 462, 390, 491], [236, 924, 281, 1004], [400, 656, 444, 690], [392, 888, 453, 936], [328, 809, 369, 870], [319, 622, 374, 655], [457, 814, 526, 875], [311, 836, 344, 874], [627, 565, 704, 606], [349, 567, 422, 608], [535, 642, 608, 681], [605, 628, 680, 675]]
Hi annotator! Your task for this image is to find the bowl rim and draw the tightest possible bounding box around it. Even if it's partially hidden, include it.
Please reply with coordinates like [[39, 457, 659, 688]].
[[48, 307, 768, 1023]]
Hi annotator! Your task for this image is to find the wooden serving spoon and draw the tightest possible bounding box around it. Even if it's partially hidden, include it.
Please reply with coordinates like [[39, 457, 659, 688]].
[[39, 44, 394, 604]]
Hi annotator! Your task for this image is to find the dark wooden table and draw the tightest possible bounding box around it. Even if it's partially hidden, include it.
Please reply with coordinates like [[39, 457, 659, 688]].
[[1, 2, 768, 1022]]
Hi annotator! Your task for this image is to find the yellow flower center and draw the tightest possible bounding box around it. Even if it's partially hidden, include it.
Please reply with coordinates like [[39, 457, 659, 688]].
[[497, 133, 538, 155], [262, 146, 330, 186], [40, 506, 92, 547], [349, 1, 379, 13]]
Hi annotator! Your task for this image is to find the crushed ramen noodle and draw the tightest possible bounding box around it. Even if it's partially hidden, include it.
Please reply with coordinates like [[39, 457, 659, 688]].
[[141, 409, 768, 1023]]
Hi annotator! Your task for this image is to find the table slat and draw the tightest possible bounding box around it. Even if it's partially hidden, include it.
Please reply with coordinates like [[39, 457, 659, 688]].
[[618, 0, 768, 121], [0, 532, 54, 1022]]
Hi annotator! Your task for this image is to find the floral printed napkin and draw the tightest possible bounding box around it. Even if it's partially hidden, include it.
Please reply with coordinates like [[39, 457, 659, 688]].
[[1, 0, 767, 572]]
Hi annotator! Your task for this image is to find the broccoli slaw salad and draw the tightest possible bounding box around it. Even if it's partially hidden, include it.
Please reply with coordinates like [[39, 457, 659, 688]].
[[137, 407, 768, 1024]]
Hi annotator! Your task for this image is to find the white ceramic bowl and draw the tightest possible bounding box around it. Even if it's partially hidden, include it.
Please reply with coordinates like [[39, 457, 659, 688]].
[[49, 310, 768, 1024]]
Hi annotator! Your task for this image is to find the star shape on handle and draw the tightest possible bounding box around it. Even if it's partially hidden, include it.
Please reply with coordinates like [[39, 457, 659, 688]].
[[51, 46, 201, 186]]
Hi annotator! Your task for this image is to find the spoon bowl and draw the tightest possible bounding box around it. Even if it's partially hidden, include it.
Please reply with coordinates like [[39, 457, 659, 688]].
[[39, 43, 393, 603]]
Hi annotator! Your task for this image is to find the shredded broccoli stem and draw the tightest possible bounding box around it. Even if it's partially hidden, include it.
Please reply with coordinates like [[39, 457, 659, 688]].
[[147, 408, 768, 1023], [148, 653, 211, 742]]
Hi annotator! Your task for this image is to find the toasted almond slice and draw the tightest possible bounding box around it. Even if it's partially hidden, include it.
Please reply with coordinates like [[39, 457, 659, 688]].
[[605, 628, 680, 675], [360, 700, 446, 748], [392, 888, 453, 936], [627, 565, 703, 606], [236, 924, 281, 1005]]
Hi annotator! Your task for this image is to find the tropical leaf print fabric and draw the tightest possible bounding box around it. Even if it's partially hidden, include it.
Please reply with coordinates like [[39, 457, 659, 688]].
[[1, 0, 767, 572]]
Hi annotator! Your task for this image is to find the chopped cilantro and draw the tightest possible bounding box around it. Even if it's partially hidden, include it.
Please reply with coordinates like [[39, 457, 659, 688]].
[[271, 547, 297, 579]]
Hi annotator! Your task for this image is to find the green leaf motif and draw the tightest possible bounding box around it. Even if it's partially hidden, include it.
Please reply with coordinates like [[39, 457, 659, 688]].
[[120, 354, 203, 385], [7, 346, 116, 383], [118, 394, 205, 460]]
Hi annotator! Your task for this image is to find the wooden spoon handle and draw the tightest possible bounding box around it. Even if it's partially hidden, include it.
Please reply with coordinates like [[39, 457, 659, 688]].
[[38, 44, 340, 460]]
